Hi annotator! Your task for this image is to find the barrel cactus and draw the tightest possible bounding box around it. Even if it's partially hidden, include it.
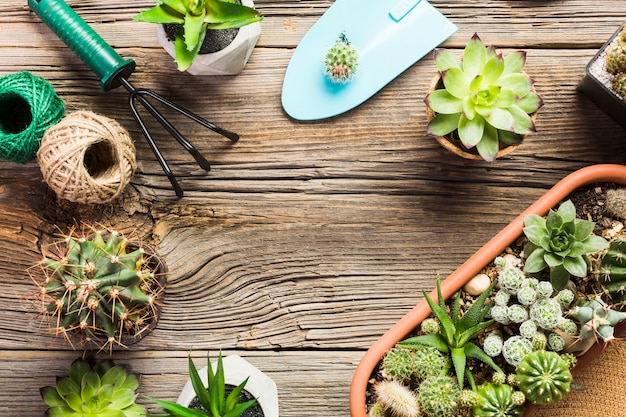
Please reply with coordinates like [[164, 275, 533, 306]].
[[516, 350, 572, 405], [29, 227, 166, 352], [598, 238, 626, 302], [324, 32, 359, 84], [473, 382, 525, 417], [40, 359, 146, 417], [606, 43, 626, 75], [418, 375, 461, 417], [373, 380, 421, 417]]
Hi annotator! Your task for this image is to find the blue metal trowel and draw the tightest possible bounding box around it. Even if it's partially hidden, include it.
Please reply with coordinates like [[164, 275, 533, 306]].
[[281, 0, 457, 120]]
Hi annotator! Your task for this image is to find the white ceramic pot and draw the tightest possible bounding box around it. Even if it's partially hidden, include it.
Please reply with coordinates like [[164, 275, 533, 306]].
[[156, 0, 261, 75], [176, 354, 279, 417]]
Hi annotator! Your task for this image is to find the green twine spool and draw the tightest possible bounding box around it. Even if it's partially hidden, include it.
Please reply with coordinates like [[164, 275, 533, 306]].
[[0, 71, 65, 164]]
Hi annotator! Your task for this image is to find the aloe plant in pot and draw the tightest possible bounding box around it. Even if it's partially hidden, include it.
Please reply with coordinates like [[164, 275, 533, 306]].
[[134, 0, 263, 75], [350, 164, 626, 417], [425, 34, 543, 162]]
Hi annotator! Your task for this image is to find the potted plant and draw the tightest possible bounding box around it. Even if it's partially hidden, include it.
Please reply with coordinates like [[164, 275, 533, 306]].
[[349, 164, 626, 417], [133, 0, 263, 75], [40, 358, 147, 417], [425, 34, 543, 162], [28, 226, 167, 353], [149, 351, 279, 417], [579, 23, 626, 129]]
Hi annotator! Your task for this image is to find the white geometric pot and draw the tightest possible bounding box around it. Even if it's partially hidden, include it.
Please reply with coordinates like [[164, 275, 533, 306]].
[[176, 354, 279, 417], [156, 0, 261, 76]]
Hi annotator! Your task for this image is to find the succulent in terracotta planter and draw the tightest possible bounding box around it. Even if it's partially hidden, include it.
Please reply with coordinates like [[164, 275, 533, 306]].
[[350, 165, 626, 417], [579, 23, 626, 129], [425, 34, 543, 162], [134, 0, 263, 74], [28, 226, 167, 353], [40, 358, 147, 417]]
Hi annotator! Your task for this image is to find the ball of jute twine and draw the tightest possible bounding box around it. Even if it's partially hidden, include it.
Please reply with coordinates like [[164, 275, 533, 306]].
[[0, 71, 65, 164], [37, 110, 136, 204]]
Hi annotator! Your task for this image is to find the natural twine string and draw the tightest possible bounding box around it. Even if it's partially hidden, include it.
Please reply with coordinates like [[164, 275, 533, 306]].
[[37, 111, 137, 204], [0, 71, 65, 164]]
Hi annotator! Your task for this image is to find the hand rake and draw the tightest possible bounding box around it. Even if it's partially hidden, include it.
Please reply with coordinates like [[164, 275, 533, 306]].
[[28, 0, 240, 198]]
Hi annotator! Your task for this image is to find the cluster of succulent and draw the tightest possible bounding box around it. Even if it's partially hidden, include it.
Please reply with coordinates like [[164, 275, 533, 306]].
[[29, 228, 165, 353], [522, 199, 609, 290], [605, 25, 626, 97], [483, 257, 577, 366], [40, 359, 146, 417], [323, 32, 359, 84], [425, 33, 543, 162]]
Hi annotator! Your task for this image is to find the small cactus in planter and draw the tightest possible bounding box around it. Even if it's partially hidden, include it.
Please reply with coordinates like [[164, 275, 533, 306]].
[[324, 32, 359, 84], [372, 380, 421, 417], [598, 238, 626, 302], [516, 350, 572, 405], [568, 296, 626, 344], [28, 226, 166, 352], [473, 382, 525, 417], [40, 359, 146, 417], [417, 375, 461, 417]]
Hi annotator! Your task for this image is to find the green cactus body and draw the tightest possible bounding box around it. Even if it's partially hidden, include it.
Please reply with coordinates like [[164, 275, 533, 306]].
[[382, 347, 415, 381], [40, 359, 146, 417], [324, 33, 359, 84], [473, 383, 525, 417], [31, 229, 164, 351], [418, 376, 460, 417], [569, 297, 626, 342], [606, 44, 626, 75], [516, 350, 572, 405], [599, 238, 626, 302], [412, 346, 449, 381]]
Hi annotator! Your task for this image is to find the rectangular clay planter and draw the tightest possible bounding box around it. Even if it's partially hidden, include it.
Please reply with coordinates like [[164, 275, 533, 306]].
[[349, 164, 626, 417], [578, 24, 626, 129]]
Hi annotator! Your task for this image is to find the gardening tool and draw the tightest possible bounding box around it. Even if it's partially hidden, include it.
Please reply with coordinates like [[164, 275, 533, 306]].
[[28, 0, 240, 198], [281, 0, 457, 120]]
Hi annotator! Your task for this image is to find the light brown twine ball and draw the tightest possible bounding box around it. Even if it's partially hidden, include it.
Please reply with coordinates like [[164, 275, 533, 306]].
[[37, 111, 136, 204]]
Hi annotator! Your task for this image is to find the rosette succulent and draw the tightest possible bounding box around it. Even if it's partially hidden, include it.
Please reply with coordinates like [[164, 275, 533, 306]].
[[522, 199, 609, 290], [425, 34, 543, 162], [40, 359, 146, 417], [134, 0, 263, 71]]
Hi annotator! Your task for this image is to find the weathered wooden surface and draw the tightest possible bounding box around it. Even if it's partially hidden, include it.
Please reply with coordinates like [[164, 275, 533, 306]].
[[1, 0, 626, 415]]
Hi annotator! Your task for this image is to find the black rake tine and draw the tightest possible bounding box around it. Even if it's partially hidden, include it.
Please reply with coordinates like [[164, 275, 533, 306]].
[[126, 90, 184, 198]]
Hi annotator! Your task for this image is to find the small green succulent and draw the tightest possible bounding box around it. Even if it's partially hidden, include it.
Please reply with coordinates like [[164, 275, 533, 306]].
[[150, 351, 257, 417], [523, 199, 609, 290], [425, 34, 543, 162], [40, 359, 146, 417], [398, 277, 502, 389], [324, 32, 359, 84], [134, 0, 262, 71]]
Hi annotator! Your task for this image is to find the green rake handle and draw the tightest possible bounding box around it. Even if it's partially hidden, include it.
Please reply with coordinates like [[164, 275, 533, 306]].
[[28, 0, 136, 91]]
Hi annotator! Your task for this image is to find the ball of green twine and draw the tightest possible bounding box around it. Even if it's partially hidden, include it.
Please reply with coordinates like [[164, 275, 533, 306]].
[[0, 71, 65, 164]]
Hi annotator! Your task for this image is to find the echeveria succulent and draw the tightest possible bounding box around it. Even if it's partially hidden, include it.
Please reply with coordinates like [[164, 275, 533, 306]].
[[522, 199, 609, 290], [425, 34, 543, 162], [134, 0, 262, 71]]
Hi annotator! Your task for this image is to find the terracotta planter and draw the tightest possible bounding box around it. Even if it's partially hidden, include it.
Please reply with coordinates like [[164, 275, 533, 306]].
[[176, 355, 279, 417], [156, 0, 261, 76], [349, 164, 626, 417], [426, 74, 533, 161], [578, 24, 626, 129]]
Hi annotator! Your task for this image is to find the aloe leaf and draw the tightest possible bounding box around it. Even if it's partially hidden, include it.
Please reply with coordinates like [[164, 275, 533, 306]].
[[203, 0, 262, 28], [423, 290, 456, 344], [457, 319, 495, 347], [187, 354, 212, 410], [174, 30, 203, 71], [450, 347, 467, 389], [464, 342, 503, 373], [398, 333, 450, 353], [224, 400, 258, 417], [149, 397, 208, 417], [133, 5, 185, 24], [458, 279, 496, 330]]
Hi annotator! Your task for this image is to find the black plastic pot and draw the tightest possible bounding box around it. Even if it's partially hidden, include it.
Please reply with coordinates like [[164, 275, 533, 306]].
[[579, 24, 626, 129]]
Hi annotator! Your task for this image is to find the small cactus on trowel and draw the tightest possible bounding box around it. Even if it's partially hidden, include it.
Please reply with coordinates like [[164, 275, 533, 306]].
[[29, 227, 165, 352], [324, 32, 359, 84]]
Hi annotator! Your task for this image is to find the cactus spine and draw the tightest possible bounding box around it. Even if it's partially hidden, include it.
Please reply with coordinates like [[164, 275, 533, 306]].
[[516, 350, 572, 405], [30, 228, 165, 352], [598, 238, 626, 302], [418, 375, 460, 417], [373, 380, 420, 417]]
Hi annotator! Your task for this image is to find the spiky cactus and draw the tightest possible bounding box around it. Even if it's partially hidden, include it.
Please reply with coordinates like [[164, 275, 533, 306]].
[[613, 72, 626, 98], [324, 32, 359, 84], [598, 238, 626, 302], [606, 43, 626, 75], [606, 188, 626, 219], [473, 383, 525, 417], [373, 380, 420, 417], [382, 347, 415, 381], [568, 296, 626, 343], [516, 350, 572, 405], [40, 359, 146, 417], [418, 375, 461, 417], [29, 228, 165, 352]]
